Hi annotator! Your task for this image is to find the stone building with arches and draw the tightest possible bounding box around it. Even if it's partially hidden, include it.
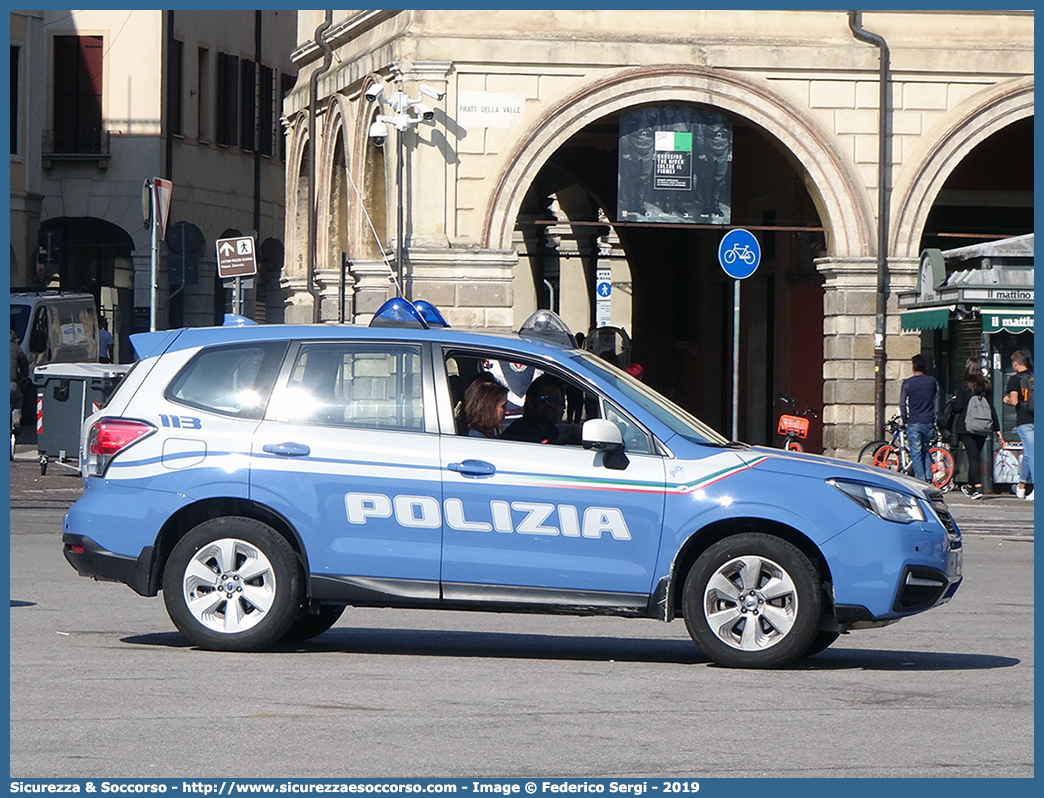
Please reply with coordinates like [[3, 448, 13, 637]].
[[281, 9, 1033, 457]]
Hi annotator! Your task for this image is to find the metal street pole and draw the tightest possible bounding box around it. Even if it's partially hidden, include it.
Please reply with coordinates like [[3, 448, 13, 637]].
[[149, 187, 159, 332], [396, 125, 406, 299], [732, 278, 740, 441]]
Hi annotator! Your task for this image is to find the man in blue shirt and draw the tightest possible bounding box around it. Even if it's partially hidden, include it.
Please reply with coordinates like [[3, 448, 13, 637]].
[[899, 353, 938, 483]]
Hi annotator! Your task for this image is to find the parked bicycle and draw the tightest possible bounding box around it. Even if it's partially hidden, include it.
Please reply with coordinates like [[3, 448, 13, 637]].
[[858, 414, 954, 489], [776, 394, 818, 452]]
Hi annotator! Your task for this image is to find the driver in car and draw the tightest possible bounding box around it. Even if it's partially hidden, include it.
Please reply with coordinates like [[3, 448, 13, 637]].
[[501, 374, 576, 444]]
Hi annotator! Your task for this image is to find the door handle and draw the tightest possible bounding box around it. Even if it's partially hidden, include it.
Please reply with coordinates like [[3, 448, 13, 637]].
[[262, 442, 311, 457], [447, 459, 496, 478]]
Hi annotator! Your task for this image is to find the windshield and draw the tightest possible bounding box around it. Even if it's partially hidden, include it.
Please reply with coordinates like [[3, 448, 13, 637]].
[[577, 351, 730, 446], [10, 304, 30, 342]]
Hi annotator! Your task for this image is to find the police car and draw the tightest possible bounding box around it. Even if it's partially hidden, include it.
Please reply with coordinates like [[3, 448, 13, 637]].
[[62, 300, 962, 668]]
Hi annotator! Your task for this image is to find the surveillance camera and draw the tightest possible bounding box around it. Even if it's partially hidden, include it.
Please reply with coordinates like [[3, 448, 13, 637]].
[[416, 103, 435, 122], [386, 91, 410, 114], [368, 120, 389, 146], [418, 83, 445, 101], [364, 84, 383, 103]]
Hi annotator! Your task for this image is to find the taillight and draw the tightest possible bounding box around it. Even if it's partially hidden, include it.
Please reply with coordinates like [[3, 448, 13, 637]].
[[84, 419, 155, 477]]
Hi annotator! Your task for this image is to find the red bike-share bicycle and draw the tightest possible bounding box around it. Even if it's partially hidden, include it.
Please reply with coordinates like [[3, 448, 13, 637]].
[[858, 414, 954, 490], [776, 394, 818, 452]]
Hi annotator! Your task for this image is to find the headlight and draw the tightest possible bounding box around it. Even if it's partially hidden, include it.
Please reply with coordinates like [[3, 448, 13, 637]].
[[829, 479, 927, 524]]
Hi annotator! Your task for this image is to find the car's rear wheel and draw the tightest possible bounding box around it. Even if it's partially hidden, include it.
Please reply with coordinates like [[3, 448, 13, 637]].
[[282, 604, 346, 643], [683, 533, 822, 668], [163, 517, 302, 651]]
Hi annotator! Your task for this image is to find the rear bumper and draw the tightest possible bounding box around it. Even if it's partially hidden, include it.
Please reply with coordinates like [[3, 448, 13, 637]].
[[62, 533, 157, 597]]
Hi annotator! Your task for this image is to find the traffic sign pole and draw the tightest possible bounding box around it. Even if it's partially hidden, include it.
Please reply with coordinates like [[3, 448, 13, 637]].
[[215, 236, 258, 319], [149, 184, 160, 332], [717, 229, 761, 441], [732, 279, 741, 441], [145, 178, 172, 332]]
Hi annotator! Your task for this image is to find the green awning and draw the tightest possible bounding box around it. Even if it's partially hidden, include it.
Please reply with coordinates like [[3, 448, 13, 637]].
[[981, 306, 1033, 334], [900, 307, 952, 331]]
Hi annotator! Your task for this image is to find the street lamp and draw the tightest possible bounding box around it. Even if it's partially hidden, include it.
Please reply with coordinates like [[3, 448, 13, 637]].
[[366, 81, 445, 298]]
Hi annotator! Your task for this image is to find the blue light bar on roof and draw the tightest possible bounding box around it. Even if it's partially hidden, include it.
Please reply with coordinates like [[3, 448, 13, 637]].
[[369, 297, 429, 329], [412, 300, 449, 327]]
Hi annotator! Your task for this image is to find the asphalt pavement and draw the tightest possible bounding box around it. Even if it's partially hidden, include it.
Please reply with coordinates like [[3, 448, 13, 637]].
[[7, 425, 1034, 779]]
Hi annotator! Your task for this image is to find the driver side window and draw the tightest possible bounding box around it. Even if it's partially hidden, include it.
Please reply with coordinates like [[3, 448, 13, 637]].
[[443, 349, 654, 454]]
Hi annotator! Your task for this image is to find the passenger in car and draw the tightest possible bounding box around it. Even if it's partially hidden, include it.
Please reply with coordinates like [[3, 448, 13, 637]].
[[464, 377, 509, 438], [501, 374, 572, 444]]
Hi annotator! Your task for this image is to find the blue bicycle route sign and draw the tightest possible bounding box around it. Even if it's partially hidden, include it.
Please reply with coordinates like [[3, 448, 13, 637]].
[[717, 228, 761, 279]]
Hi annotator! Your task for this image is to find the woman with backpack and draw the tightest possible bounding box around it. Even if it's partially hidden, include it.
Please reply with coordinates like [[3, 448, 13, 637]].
[[950, 356, 1000, 499]]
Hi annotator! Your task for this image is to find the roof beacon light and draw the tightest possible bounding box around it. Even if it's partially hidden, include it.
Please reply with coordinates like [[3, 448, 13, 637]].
[[518, 309, 577, 348], [412, 300, 450, 327], [370, 297, 429, 329]]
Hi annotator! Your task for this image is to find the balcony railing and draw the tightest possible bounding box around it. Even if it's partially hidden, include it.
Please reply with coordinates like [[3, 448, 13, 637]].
[[42, 129, 111, 166]]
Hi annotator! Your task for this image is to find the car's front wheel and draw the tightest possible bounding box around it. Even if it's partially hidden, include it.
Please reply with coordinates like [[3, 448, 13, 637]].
[[163, 517, 303, 651], [683, 533, 822, 668]]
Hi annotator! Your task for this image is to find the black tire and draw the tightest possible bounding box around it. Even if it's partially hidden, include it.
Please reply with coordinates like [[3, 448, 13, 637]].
[[281, 604, 346, 643], [162, 517, 303, 651], [802, 631, 840, 658], [858, 440, 888, 464], [39, 458, 47, 476], [682, 533, 823, 668]]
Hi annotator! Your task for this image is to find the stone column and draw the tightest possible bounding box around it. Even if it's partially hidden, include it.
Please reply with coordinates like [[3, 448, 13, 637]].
[[280, 275, 319, 325], [818, 256, 920, 459], [346, 260, 398, 324], [407, 247, 518, 331]]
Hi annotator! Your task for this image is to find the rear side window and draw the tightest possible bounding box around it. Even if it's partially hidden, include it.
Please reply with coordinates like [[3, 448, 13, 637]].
[[277, 342, 425, 431], [166, 342, 287, 419]]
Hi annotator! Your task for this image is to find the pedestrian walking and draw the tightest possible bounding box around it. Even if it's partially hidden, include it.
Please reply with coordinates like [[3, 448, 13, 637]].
[[1003, 349, 1034, 500], [952, 356, 1000, 500], [10, 329, 29, 424], [98, 317, 114, 363], [899, 353, 938, 483]]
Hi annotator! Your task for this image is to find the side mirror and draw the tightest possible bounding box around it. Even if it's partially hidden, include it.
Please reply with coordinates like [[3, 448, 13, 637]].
[[582, 419, 629, 470]]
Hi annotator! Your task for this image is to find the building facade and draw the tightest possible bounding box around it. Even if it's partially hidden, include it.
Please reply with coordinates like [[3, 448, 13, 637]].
[[9, 9, 298, 363], [281, 10, 1033, 457]]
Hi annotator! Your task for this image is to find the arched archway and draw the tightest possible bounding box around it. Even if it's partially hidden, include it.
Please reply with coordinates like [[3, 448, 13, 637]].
[[318, 97, 350, 270], [38, 216, 134, 358], [482, 66, 861, 441], [283, 118, 311, 281], [891, 77, 1033, 259], [484, 66, 875, 260], [353, 81, 389, 263]]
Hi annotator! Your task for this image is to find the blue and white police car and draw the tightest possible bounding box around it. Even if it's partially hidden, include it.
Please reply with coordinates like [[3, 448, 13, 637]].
[[62, 301, 962, 668]]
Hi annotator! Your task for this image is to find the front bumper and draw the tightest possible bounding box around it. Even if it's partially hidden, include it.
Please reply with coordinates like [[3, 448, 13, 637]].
[[824, 491, 962, 624]]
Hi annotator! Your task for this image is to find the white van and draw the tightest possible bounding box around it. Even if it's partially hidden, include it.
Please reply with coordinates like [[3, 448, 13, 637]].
[[10, 292, 99, 368]]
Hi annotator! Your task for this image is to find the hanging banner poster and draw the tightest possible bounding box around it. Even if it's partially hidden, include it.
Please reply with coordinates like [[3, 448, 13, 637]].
[[617, 106, 732, 225]]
